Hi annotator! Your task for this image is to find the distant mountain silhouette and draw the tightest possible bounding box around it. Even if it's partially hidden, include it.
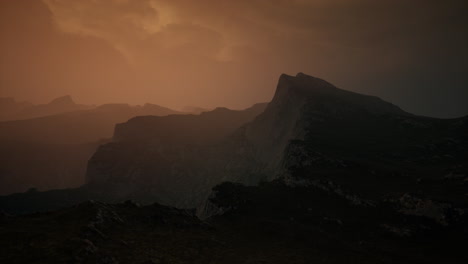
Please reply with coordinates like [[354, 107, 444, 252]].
[[0, 103, 182, 144], [48, 95, 75, 105], [0, 95, 91, 121], [181, 105, 212, 114], [0, 102, 182, 195]]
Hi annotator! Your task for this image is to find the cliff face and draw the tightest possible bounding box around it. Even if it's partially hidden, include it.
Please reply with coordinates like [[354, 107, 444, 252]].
[[240, 73, 410, 178]]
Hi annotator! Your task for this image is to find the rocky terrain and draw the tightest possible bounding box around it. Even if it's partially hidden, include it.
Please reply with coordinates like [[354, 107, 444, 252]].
[[0, 73, 466, 263], [0, 183, 466, 263]]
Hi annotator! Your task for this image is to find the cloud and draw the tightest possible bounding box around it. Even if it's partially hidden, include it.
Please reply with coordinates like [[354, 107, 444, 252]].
[[44, 0, 158, 36], [1, 0, 467, 117], [42, 0, 468, 65]]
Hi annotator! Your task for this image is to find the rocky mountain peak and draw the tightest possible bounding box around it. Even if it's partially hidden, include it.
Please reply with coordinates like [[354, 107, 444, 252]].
[[272, 73, 407, 116], [242, 73, 410, 176], [274, 73, 337, 100]]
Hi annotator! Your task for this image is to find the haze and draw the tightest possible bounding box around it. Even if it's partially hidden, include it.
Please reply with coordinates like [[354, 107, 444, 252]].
[[1, 0, 467, 117]]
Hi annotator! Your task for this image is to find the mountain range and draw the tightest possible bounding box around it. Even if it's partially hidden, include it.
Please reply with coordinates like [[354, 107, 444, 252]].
[[84, 73, 468, 209], [0, 95, 91, 121], [0, 73, 466, 263]]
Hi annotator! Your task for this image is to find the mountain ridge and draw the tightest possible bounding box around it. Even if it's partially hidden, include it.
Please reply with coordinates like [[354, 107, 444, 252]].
[[83, 73, 468, 208]]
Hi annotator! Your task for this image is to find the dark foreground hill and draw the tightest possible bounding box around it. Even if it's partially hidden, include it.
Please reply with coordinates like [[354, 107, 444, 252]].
[[0, 187, 466, 264]]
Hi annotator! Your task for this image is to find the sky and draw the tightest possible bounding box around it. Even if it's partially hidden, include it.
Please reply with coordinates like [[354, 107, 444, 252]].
[[0, 0, 467, 117]]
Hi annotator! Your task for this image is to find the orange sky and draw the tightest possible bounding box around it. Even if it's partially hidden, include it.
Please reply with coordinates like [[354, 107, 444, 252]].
[[0, 0, 467, 117]]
